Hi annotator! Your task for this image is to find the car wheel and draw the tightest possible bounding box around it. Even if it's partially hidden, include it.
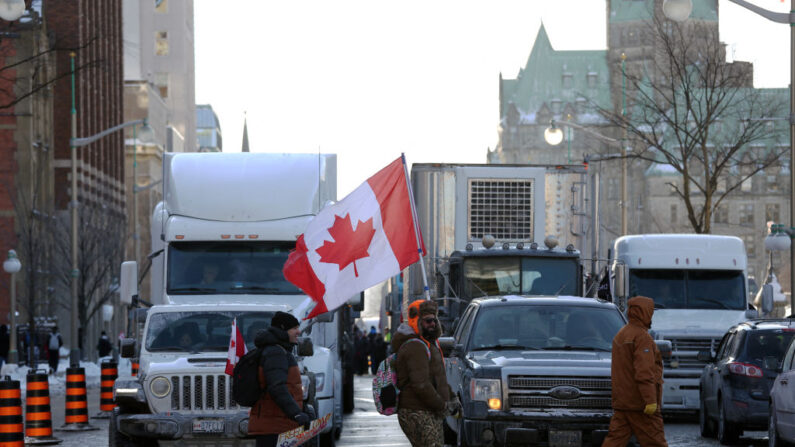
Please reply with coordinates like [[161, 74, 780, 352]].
[[320, 431, 335, 447], [717, 397, 739, 445], [700, 396, 716, 438], [769, 403, 792, 447]]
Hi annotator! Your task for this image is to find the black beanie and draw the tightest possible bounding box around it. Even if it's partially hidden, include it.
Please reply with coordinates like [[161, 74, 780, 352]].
[[271, 311, 300, 331]]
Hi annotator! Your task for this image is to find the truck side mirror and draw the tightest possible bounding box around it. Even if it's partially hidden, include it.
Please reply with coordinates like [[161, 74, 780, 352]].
[[760, 284, 775, 315], [120, 338, 136, 358], [613, 262, 627, 302], [438, 337, 455, 357], [120, 261, 138, 305], [297, 337, 314, 357], [696, 350, 714, 363]]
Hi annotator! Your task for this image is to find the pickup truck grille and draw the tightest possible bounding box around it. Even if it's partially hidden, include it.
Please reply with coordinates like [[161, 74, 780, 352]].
[[507, 375, 612, 411], [663, 337, 718, 372], [170, 374, 239, 411]]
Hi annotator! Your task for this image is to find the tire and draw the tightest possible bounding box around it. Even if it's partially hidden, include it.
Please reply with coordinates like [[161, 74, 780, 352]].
[[717, 397, 739, 445], [343, 373, 354, 414], [700, 395, 716, 438], [320, 430, 336, 447]]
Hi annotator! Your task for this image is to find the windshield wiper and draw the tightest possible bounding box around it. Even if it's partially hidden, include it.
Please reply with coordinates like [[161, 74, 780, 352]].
[[230, 286, 272, 291], [542, 345, 611, 352], [472, 345, 540, 351], [169, 287, 217, 293]]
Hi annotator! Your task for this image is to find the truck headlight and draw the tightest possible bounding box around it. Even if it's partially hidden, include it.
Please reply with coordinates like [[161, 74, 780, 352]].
[[301, 375, 310, 401], [315, 373, 325, 393], [150, 376, 171, 398], [470, 378, 501, 410]]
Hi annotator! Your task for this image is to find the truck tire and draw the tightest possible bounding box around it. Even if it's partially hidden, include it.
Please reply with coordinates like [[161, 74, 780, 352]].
[[699, 395, 715, 438], [343, 373, 354, 413], [320, 431, 336, 447]]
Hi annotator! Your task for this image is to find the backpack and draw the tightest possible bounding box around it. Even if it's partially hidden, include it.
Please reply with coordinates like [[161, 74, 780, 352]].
[[372, 338, 430, 416], [231, 347, 264, 407]]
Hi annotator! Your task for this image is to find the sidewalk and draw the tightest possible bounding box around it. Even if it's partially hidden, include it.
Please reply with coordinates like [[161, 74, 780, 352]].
[[337, 374, 410, 447]]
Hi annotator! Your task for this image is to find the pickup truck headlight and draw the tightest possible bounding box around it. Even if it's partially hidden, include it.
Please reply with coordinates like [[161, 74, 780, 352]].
[[315, 373, 325, 393], [150, 376, 171, 398], [470, 378, 502, 410]]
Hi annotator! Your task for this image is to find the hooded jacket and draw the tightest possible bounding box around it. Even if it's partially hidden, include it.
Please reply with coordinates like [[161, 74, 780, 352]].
[[247, 326, 303, 435], [391, 301, 450, 412], [610, 296, 664, 412]]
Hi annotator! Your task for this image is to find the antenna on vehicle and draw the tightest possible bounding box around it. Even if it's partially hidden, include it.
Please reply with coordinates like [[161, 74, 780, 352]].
[[317, 147, 321, 214]]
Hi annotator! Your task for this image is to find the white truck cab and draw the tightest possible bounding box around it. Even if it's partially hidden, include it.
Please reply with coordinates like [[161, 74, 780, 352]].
[[611, 234, 755, 412], [113, 153, 344, 445]]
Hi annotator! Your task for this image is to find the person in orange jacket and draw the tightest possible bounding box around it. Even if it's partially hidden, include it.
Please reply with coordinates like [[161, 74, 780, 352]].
[[602, 296, 668, 447]]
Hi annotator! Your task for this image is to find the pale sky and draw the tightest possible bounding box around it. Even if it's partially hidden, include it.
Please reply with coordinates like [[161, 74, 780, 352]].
[[194, 0, 791, 197]]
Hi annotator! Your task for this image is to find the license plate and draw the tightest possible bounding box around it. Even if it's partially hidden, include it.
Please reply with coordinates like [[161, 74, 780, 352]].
[[549, 430, 582, 447], [192, 418, 224, 433]]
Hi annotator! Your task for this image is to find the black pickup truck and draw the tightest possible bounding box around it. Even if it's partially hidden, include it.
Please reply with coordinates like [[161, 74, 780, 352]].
[[440, 295, 627, 447]]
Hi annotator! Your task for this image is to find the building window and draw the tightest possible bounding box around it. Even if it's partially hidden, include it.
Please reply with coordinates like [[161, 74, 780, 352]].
[[766, 203, 781, 223], [154, 72, 169, 98], [743, 235, 756, 258], [155, 31, 169, 56], [670, 204, 677, 225], [587, 72, 598, 88], [607, 178, 618, 200], [767, 175, 780, 192], [562, 73, 573, 89], [155, 0, 168, 13], [714, 204, 728, 224], [739, 204, 754, 226], [550, 99, 562, 114], [741, 177, 752, 193]]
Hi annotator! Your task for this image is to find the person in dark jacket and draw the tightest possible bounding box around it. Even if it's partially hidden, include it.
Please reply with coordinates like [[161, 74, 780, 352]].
[[602, 296, 667, 447], [393, 300, 459, 447], [247, 311, 311, 447], [96, 331, 113, 358]]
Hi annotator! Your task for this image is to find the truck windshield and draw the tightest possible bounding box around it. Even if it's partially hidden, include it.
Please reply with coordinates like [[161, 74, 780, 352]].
[[167, 241, 302, 295], [469, 305, 624, 352], [463, 257, 578, 297], [146, 311, 274, 352], [628, 269, 746, 310]]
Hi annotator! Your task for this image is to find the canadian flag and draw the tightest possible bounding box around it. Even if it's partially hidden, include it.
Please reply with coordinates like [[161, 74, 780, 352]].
[[225, 318, 247, 375], [284, 156, 425, 319]]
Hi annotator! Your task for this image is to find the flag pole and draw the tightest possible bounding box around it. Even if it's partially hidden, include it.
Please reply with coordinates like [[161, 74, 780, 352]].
[[400, 154, 430, 321]]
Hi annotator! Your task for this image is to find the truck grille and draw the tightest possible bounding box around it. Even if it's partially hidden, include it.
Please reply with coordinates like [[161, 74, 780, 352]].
[[170, 374, 239, 411], [507, 375, 612, 411], [468, 179, 534, 241], [664, 337, 718, 371]]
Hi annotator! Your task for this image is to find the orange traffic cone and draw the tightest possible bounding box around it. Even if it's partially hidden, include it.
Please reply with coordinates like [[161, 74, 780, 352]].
[[24, 370, 61, 445], [131, 359, 139, 377], [92, 361, 116, 419], [0, 377, 24, 446], [56, 368, 97, 432]]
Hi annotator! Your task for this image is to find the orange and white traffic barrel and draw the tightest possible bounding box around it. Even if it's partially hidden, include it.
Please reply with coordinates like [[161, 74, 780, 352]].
[[131, 359, 139, 377], [0, 377, 24, 446], [24, 370, 61, 445], [56, 368, 97, 432]]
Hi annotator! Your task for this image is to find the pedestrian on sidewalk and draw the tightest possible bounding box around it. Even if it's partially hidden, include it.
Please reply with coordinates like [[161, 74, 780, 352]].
[[247, 311, 312, 447], [47, 327, 62, 374], [602, 296, 668, 447], [96, 331, 113, 359], [393, 300, 460, 447]]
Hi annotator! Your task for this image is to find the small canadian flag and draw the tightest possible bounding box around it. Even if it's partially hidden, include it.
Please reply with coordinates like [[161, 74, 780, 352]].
[[225, 318, 247, 375]]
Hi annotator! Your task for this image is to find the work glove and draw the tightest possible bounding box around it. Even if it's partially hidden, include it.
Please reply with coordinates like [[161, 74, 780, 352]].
[[294, 412, 312, 430], [643, 403, 657, 415], [446, 397, 462, 417]]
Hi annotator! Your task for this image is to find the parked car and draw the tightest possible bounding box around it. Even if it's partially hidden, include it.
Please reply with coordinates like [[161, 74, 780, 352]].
[[768, 324, 795, 447], [697, 319, 795, 445], [440, 295, 626, 447]]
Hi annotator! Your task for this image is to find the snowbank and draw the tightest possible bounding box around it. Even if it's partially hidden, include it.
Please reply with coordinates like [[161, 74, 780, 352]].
[[0, 352, 133, 395]]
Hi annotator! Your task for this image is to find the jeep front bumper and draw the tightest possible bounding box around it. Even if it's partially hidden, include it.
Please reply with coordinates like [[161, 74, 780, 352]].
[[461, 409, 612, 447], [117, 411, 250, 440]]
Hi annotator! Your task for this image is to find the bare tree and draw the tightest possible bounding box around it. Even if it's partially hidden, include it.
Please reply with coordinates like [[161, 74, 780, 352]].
[[51, 204, 126, 358], [596, 15, 788, 234]]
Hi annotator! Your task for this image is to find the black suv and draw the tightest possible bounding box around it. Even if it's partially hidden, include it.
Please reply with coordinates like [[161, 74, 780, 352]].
[[440, 295, 626, 447], [698, 319, 795, 444]]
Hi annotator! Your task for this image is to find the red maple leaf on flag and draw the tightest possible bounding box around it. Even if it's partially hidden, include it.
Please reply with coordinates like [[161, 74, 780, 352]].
[[316, 214, 375, 277]]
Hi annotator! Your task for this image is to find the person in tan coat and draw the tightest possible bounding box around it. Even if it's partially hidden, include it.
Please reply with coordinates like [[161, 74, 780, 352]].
[[392, 300, 459, 447], [602, 296, 668, 447]]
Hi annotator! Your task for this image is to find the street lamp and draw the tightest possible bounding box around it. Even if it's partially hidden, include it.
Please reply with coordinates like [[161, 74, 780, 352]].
[[68, 51, 154, 366], [663, 0, 795, 327], [544, 114, 575, 164], [662, 0, 693, 23], [3, 250, 20, 365], [0, 0, 25, 22]]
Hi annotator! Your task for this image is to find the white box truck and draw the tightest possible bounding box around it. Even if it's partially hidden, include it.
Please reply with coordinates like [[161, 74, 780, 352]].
[[113, 153, 346, 446], [611, 234, 756, 413]]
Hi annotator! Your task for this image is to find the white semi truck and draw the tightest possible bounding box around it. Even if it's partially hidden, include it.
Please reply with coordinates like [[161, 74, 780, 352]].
[[112, 153, 346, 446], [610, 234, 756, 413]]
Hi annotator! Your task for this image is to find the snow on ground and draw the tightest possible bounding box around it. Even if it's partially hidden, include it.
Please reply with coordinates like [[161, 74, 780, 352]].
[[0, 350, 133, 395]]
